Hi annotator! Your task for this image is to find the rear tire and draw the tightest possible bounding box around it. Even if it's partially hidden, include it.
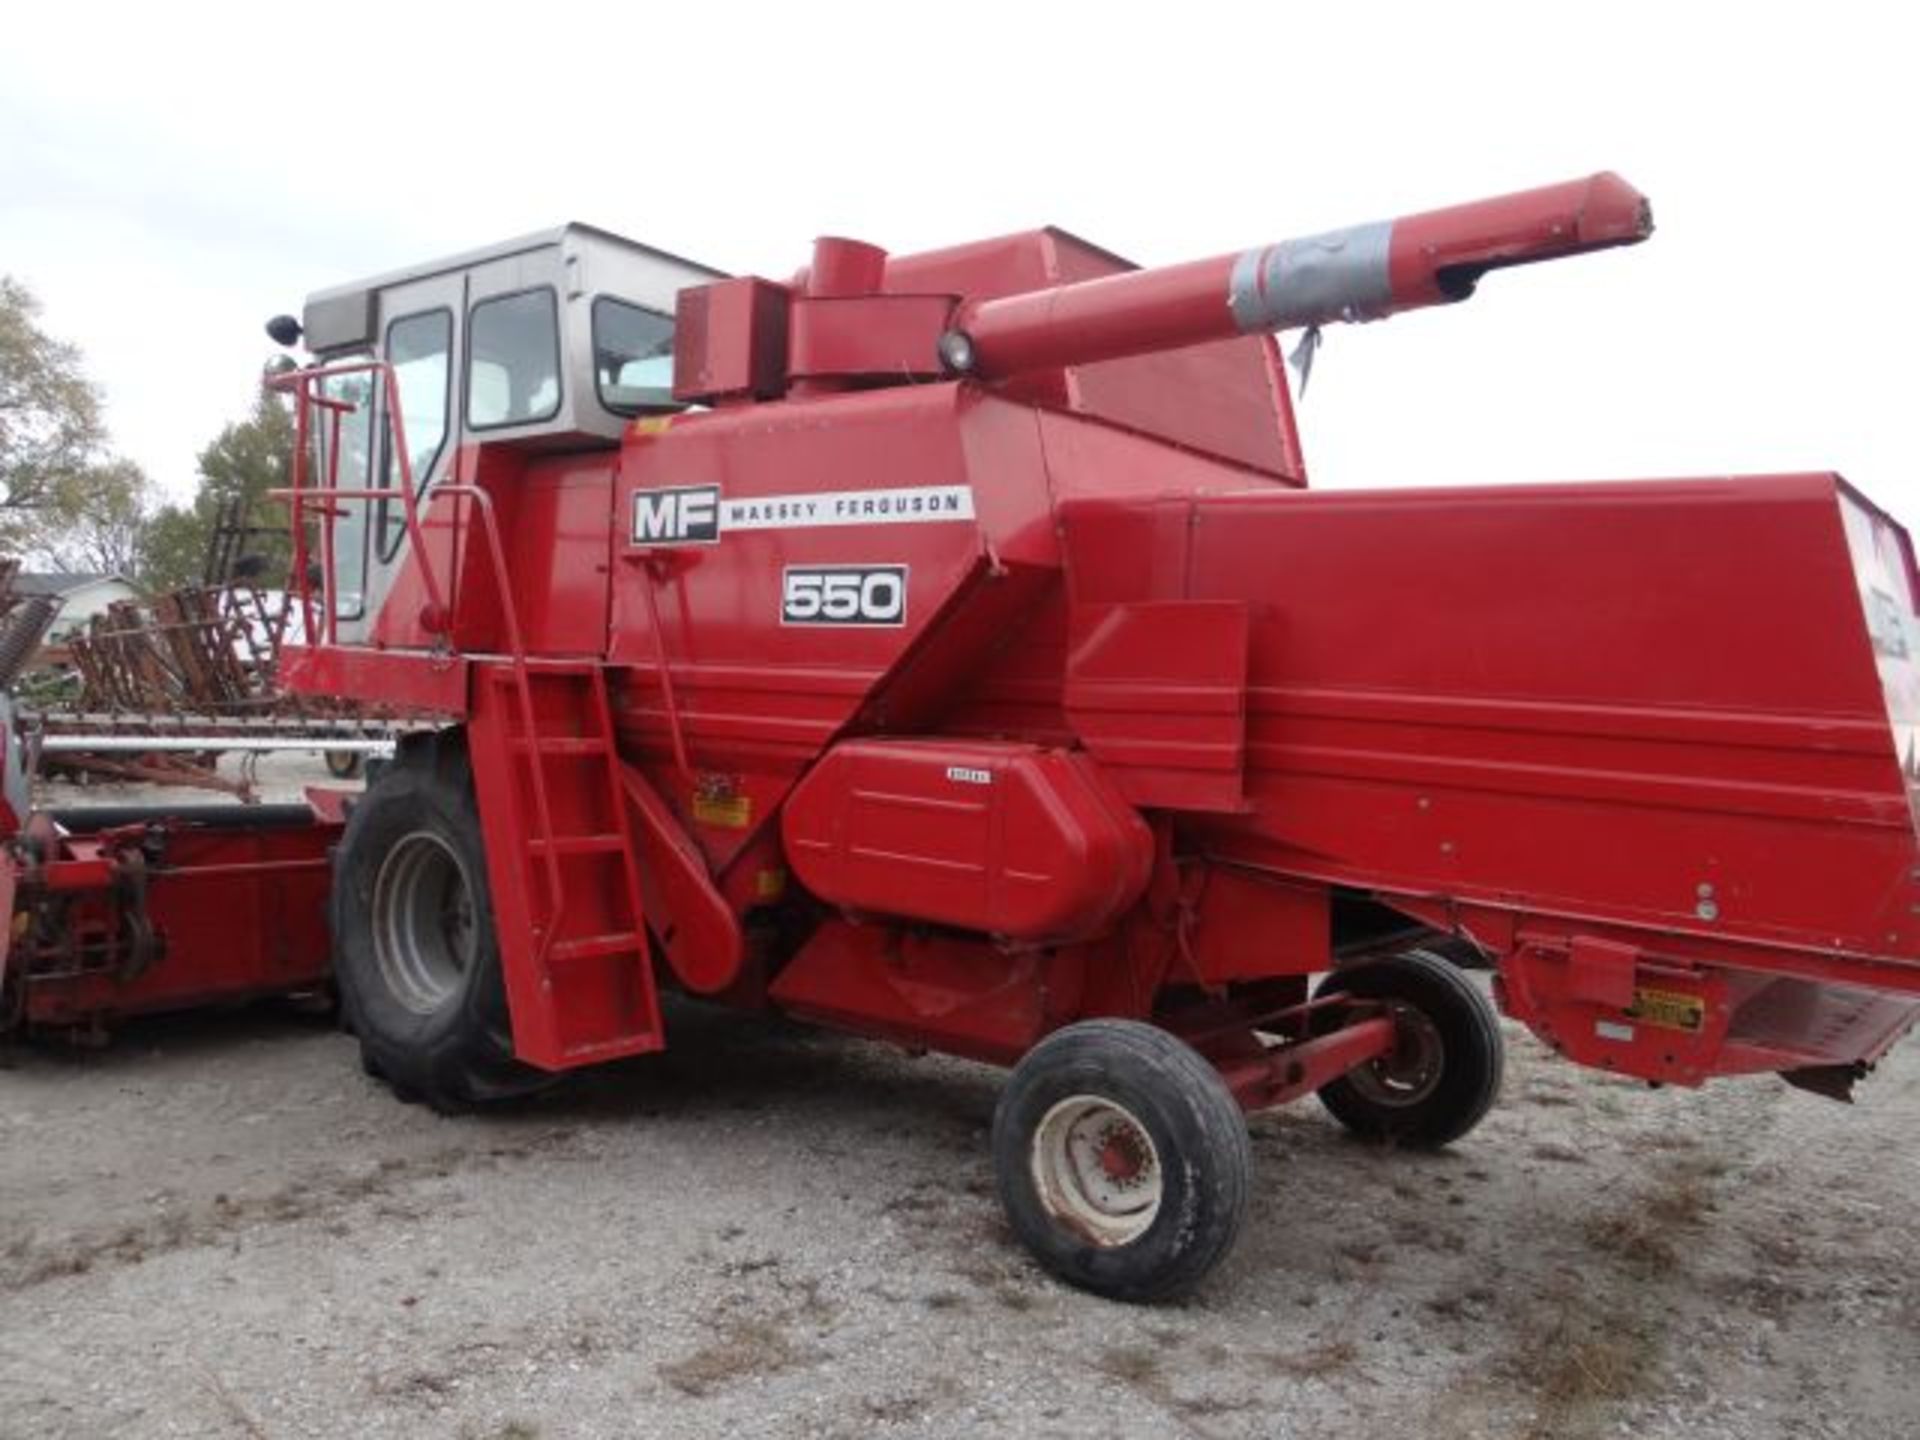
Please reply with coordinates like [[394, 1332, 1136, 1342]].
[[331, 734, 552, 1111], [992, 1020, 1250, 1302], [1314, 949, 1503, 1147]]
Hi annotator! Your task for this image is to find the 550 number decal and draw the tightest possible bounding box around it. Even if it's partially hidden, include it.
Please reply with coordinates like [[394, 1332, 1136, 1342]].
[[781, 566, 908, 626]]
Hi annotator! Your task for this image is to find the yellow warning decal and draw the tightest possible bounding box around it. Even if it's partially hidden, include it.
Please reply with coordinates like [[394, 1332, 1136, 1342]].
[[692, 791, 752, 829], [1628, 987, 1706, 1033], [754, 868, 787, 901], [628, 416, 677, 439]]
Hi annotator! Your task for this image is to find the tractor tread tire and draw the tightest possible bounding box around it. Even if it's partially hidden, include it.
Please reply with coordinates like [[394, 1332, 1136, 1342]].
[[331, 733, 553, 1113]]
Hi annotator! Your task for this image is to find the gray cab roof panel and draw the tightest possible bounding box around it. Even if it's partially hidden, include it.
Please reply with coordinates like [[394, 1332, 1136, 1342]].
[[301, 222, 727, 354]]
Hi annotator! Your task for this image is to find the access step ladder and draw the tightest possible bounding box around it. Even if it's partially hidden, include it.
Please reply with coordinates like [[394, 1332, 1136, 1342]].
[[467, 662, 663, 1070]]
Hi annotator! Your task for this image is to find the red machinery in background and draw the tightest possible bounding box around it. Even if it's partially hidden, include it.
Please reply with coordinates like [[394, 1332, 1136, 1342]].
[[0, 746, 339, 1038], [7, 172, 1919, 1300]]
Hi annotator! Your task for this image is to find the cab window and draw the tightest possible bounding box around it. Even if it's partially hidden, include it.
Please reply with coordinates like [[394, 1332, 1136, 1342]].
[[312, 357, 376, 619], [593, 297, 677, 412], [467, 287, 560, 428], [379, 309, 452, 556]]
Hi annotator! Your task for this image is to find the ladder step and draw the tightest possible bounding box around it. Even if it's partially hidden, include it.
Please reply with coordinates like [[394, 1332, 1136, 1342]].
[[528, 833, 626, 857], [547, 931, 647, 964]]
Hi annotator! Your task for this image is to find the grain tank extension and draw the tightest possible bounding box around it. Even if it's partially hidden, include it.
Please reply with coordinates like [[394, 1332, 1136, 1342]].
[[6, 173, 1918, 1301]]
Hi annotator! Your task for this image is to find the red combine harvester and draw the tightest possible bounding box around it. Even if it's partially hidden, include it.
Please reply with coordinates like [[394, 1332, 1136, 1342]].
[[6, 173, 1920, 1299]]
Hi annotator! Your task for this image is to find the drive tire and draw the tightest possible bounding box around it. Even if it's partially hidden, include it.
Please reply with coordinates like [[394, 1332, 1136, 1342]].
[[992, 1020, 1250, 1303], [1314, 949, 1503, 1148], [331, 734, 552, 1112]]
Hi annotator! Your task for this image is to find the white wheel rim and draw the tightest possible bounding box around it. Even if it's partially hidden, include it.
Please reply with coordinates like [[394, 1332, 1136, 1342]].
[[1030, 1095, 1163, 1247]]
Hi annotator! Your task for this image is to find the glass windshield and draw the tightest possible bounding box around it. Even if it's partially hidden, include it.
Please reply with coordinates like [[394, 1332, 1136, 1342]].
[[312, 357, 376, 619], [593, 297, 678, 412]]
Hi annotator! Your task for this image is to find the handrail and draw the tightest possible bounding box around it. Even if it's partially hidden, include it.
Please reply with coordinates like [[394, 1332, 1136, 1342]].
[[268, 360, 444, 645], [267, 361, 568, 961]]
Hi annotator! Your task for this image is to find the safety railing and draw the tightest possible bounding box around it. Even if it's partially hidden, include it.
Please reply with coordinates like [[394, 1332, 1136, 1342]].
[[266, 361, 568, 947]]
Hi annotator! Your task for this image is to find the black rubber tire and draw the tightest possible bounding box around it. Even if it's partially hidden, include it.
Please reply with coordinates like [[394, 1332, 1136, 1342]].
[[330, 733, 552, 1112], [1313, 949, 1504, 1148], [992, 1020, 1251, 1303]]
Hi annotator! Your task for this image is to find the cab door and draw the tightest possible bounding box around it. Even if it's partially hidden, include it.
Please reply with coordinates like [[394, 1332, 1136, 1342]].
[[356, 273, 463, 641]]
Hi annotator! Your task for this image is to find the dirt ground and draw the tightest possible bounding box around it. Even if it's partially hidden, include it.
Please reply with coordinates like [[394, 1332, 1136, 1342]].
[[4, 762, 1919, 1438]]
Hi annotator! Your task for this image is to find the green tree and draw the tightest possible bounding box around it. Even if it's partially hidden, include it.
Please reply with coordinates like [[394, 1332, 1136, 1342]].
[[0, 275, 153, 570], [140, 384, 296, 592], [41, 458, 153, 576]]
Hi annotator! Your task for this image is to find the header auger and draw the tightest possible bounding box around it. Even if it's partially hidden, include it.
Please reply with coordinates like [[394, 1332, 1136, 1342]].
[[5, 171, 1917, 1302]]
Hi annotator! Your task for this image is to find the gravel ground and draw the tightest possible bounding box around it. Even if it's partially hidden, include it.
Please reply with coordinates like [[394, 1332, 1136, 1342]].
[[4, 758, 1918, 1438], [3, 994, 1917, 1439]]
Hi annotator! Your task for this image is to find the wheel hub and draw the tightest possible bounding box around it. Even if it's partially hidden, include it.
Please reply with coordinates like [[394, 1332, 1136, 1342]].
[[1097, 1123, 1149, 1184], [1346, 1001, 1446, 1108], [370, 830, 477, 1015], [1030, 1096, 1163, 1247]]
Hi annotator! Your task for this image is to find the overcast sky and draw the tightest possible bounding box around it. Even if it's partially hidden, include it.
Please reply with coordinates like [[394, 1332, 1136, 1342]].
[[3, 1, 1915, 519]]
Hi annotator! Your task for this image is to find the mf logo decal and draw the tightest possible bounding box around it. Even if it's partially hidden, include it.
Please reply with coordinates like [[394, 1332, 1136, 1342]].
[[631, 484, 721, 546], [628, 484, 972, 548], [781, 566, 908, 627]]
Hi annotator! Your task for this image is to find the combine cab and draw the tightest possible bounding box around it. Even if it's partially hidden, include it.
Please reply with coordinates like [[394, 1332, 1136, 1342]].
[[7, 174, 1918, 1301]]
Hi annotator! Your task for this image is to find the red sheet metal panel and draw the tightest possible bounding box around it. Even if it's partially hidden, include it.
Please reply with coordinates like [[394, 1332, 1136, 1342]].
[[768, 919, 1050, 1064], [881, 229, 1305, 481], [279, 642, 467, 716], [673, 276, 790, 404], [1064, 598, 1249, 814], [1083, 473, 1920, 980], [1184, 868, 1329, 984], [618, 762, 743, 994], [783, 739, 1151, 941], [504, 457, 617, 658]]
